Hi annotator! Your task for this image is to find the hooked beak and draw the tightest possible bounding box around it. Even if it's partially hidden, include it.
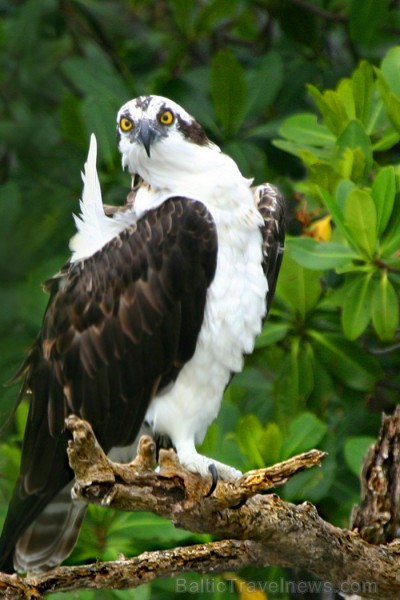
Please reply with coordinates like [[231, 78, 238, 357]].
[[137, 120, 158, 157]]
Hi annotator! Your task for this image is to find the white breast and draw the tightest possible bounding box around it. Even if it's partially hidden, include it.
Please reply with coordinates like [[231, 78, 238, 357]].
[[145, 176, 268, 449]]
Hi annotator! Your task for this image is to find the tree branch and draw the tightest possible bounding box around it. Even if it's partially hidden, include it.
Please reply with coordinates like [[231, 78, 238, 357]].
[[2, 414, 400, 599], [1, 540, 255, 598], [288, 0, 347, 22]]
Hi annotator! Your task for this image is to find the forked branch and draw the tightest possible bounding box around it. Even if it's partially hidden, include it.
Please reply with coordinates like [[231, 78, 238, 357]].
[[2, 414, 400, 599]]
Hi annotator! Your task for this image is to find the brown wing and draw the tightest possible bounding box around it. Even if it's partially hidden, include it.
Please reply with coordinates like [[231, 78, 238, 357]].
[[0, 196, 217, 571], [254, 183, 285, 313]]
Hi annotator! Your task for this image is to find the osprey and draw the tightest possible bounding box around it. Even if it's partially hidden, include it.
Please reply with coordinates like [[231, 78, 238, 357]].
[[0, 95, 285, 573]]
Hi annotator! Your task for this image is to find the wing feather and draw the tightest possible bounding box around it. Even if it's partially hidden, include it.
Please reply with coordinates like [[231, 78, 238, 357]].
[[254, 183, 286, 312], [0, 196, 217, 571]]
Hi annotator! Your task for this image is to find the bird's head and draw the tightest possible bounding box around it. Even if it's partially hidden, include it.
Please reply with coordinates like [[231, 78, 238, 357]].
[[116, 95, 217, 186]]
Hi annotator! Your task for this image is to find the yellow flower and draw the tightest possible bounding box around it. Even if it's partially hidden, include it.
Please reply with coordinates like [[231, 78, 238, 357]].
[[306, 214, 332, 241]]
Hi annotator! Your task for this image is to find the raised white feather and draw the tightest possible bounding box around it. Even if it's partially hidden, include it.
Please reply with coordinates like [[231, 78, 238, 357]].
[[69, 134, 127, 262]]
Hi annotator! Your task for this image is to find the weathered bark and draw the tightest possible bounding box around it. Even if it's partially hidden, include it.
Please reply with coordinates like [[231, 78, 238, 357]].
[[351, 406, 400, 543], [0, 540, 257, 599], [1, 413, 400, 599]]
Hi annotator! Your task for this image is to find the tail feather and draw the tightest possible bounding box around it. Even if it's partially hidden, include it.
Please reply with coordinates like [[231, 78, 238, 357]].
[[0, 441, 139, 573], [14, 484, 87, 573], [0, 480, 63, 573]]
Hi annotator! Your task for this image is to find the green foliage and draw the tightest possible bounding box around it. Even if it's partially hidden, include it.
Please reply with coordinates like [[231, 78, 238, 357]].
[[1, 1, 400, 598], [211, 50, 246, 138], [344, 436, 375, 478], [275, 53, 400, 345]]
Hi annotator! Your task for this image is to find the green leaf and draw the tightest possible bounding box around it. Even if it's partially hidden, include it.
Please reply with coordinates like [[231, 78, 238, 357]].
[[255, 321, 290, 348], [375, 68, 400, 134], [352, 60, 374, 127], [245, 52, 284, 116], [371, 272, 399, 340], [108, 511, 193, 543], [344, 189, 377, 257], [247, 120, 281, 141], [292, 339, 314, 404], [336, 119, 373, 175], [307, 85, 348, 136], [372, 127, 400, 152], [62, 43, 129, 103], [337, 119, 372, 164], [372, 166, 396, 235], [276, 2, 318, 46], [282, 454, 335, 503], [81, 95, 117, 167], [278, 113, 335, 147], [276, 254, 322, 320], [348, 0, 389, 46], [273, 139, 322, 162], [196, 0, 237, 32], [15, 401, 29, 439], [61, 43, 130, 166], [275, 339, 315, 417], [335, 179, 357, 213], [344, 436, 375, 477], [278, 338, 315, 412], [380, 196, 400, 255], [210, 50, 246, 136], [0, 442, 21, 499], [309, 331, 382, 391], [381, 46, 400, 96], [59, 95, 87, 148], [236, 414, 267, 468], [341, 273, 373, 340], [317, 187, 352, 241], [0, 384, 20, 435], [112, 587, 151, 600], [287, 237, 358, 270], [336, 78, 355, 120], [281, 412, 327, 459], [308, 163, 342, 193], [0, 182, 21, 239], [337, 147, 366, 182], [168, 0, 194, 35], [258, 422, 283, 466]]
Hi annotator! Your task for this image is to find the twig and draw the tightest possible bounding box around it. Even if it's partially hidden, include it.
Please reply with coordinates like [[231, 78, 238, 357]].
[[288, 0, 347, 22], [3, 540, 254, 598]]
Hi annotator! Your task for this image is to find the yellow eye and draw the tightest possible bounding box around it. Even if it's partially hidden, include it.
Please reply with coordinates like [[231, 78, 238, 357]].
[[158, 110, 174, 126], [119, 117, 134, 132]]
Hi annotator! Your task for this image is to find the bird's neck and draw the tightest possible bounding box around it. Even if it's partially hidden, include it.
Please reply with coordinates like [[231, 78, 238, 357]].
[[131, 145, 253, 221]]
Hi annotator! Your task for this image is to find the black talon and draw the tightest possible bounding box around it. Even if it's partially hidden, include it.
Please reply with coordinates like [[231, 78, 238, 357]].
[[154, 432, 173, 461], [206, 463, 218, 497]]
